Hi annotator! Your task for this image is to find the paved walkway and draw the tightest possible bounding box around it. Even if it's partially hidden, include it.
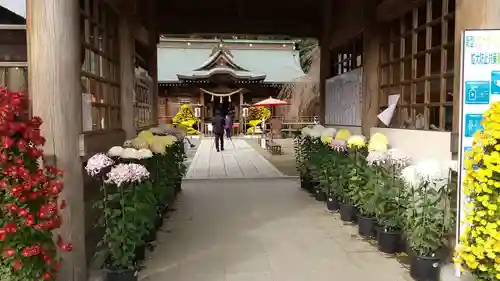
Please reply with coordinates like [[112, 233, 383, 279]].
[[139, 178, 410, 281], [185, 138, 284, 179]]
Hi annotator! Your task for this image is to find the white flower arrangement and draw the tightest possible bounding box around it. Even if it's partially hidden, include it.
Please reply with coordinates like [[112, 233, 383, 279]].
[[387, 148, 412, 168], [366, 151, 388, 166], [415, 159, 446, 184], [108, 146, 124, 157], [121, 148, 139, 159], [85, 153, 114, 177], [136, 148, 153, 159], [105, 163, 150, 187]]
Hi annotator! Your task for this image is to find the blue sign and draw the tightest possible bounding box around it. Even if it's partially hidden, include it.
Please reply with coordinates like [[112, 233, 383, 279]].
[[464, 114, 484, 137], [465, 81, 490, 104], [491, 71, 500, 94]]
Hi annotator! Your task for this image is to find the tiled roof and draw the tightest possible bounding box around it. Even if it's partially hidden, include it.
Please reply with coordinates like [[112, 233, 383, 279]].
[[157, 40, 305, 83]]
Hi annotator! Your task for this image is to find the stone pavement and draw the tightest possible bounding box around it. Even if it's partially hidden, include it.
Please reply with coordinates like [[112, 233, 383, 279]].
[[185, 138, 284, 179], [139, 178, 410, 281]]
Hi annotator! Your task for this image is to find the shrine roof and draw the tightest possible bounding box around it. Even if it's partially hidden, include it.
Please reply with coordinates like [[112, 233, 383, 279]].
[[157, 38, 305, 84]]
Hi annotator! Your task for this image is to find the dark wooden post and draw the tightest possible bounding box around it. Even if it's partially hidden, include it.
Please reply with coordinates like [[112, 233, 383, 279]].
[[26, 0, 86, 280]]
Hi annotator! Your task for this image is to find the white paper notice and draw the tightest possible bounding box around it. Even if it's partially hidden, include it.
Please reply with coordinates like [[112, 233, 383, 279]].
[[82, 93, 93, 131], [377, 94, 400, 126]]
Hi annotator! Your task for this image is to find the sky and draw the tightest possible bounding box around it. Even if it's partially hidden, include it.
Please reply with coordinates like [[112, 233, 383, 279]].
[[0, 0, 26, 18]]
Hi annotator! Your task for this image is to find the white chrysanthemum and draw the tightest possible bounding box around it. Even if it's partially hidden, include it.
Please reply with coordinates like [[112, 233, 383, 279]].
[[387, 148, 412, 168], [401, 165, 419, 188], [121, 148, 139, 159], [105, 163, 150, 187], [301, 127, 311, 136], [85, 153, 114, 177], [366, 151, 388, 166], [127, 163, 150, 182], [448, 160, 458, 172], [105, 164, 132, 187], [312, 124, 324, 132], [415, 159, 445, 184], [136, 148, 153, 159], [108, 146, 124, 157]]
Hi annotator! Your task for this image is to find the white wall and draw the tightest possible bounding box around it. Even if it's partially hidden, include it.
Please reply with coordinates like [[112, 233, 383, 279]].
[[370, 127, 452, 165]]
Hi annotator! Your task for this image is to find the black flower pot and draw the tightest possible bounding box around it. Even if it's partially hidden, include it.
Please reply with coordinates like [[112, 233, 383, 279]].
[[106, 269, 138, 281], [155, 216, 163, 230], [314, 190, 326, 202], [326, 196, 340, 211], [307, 182, 317, 194], [174, 180, 182, 194], [135, 244, 146, 262], [410, 255, 442, 281], [377, 229, 401, 254], [146, 230, 157, 243], [339, 203, 356, 222], [357, 215, 376, 238]]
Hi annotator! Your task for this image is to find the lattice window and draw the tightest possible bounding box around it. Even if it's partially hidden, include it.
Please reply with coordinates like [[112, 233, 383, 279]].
[[379, 0, 455, 131], [330, 35, 363, 77], [134, 74, 154, 128], [80, 0, 121, 131]]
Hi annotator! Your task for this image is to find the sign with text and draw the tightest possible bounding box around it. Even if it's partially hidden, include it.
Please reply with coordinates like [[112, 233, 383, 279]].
[[457, 29, 500, 275]]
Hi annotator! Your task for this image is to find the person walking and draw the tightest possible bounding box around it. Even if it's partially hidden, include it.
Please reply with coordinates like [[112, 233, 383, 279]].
[[212, 110, 225, 152], [225, 112, 233, 139]]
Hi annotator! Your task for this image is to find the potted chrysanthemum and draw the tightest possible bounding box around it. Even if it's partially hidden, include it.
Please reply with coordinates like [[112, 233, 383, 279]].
[[339, 135, 367, 222], [358, 150, 388, 238], [402, 160, 455, 281], [326, 139, 348, 211], [372, 148, 411, 254], [94, 162, 151, 281]]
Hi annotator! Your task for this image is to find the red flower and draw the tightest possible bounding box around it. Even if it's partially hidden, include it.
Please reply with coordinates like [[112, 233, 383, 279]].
[[12, 260, 22, 270], [41, 272, 52, 280], [3, 248, 15, 257], [4, 223, 17, 233], [1, 136, 14, 149]]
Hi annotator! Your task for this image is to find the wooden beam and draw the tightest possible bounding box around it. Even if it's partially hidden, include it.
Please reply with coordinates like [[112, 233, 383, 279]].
[[376, 0, 425, 22], [25, 0, 86, 280], [158, 18, 321, 38]]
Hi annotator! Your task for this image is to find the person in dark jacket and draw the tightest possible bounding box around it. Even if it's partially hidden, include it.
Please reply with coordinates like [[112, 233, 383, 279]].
[[212, 110, 226, 152]]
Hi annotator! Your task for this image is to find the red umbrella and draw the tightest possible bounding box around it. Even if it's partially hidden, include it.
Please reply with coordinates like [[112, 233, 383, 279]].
[[254, 96, 288, 106]]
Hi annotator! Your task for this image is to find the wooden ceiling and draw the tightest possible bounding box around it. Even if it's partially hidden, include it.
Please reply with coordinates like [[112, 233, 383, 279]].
[[154, 0, 324, 38]]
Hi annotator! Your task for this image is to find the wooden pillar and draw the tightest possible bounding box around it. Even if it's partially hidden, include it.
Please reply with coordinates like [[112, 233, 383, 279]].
[[453, 0, 500, 133], [119, 16, 136, 139], [361, 0, 380, 137], [319, 0, 333, 124], [26, 0, 86, 280], [148, 0, 159, 126]]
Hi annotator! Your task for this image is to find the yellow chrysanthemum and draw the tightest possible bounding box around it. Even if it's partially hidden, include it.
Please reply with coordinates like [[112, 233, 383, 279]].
[[335, 129, 351, 141], [131, 137, 149, 149], [347, 135, 366, 148], [137, 130, 154, 144], [370, 132, 389, 145], [456, 101, 500, 279], [321, 135, 333, 144]]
